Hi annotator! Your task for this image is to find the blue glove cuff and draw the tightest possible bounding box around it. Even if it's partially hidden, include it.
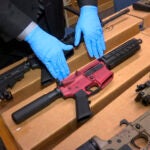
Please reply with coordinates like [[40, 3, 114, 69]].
[[18, 22, 37, 41], [25, 25, 42, 43]]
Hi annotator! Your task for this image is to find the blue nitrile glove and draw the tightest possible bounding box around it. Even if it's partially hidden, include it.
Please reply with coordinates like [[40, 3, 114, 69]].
[[25, 26, 73, 81], [74, 6, 106, 59]]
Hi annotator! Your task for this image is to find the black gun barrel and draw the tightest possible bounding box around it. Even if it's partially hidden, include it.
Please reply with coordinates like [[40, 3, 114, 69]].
[[64, 6, 130, 27], [101, 38, 142, 69], [12, 88, 61, 124], [102, 8, 130, 26]]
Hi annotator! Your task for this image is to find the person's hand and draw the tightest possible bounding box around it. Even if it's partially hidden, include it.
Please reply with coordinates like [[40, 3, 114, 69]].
[[25, 26, 73, 81], [74, 6, 106, 59]]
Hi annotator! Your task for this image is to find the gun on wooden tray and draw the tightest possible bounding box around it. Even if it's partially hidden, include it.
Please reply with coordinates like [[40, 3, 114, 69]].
[[77, 111, 150, 150], [11, 38, 142, 124]]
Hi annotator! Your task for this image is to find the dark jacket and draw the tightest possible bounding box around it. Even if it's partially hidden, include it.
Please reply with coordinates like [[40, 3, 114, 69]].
[[0, 0, 97, 69], [0, 0, 97, 41]]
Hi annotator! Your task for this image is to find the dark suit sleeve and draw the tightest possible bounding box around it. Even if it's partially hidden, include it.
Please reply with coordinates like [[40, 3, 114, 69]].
[[77, 0, 97, 7], [0, 0, 32, 41]]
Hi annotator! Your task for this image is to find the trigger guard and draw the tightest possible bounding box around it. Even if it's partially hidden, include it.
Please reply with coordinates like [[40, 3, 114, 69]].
[[86, 85, 101, 96], [130, 133, 149, 149]]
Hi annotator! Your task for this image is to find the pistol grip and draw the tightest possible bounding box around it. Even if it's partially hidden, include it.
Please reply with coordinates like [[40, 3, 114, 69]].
[[75, 90, 92, 122]]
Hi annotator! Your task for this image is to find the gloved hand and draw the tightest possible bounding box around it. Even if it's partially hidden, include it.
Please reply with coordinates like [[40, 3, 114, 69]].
[[25, 26, 73, 81], [74, 6, 106, 59]]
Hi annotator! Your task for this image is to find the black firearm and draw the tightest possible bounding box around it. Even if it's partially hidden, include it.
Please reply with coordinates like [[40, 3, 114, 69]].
[[135, 80, 150, 106], [77, 110, 150, 150], [0, 48, 73, 101], [11, 38, 142, 124]]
